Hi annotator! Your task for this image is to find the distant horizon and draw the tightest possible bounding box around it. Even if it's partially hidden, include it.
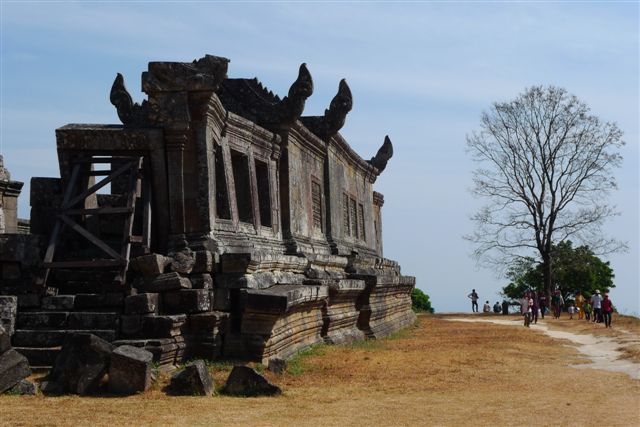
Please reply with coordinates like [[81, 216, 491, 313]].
[[1, 2, 637, 314]]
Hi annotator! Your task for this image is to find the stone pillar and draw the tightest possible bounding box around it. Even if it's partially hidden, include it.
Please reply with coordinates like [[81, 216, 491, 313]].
[[0, 155, 23, 234]]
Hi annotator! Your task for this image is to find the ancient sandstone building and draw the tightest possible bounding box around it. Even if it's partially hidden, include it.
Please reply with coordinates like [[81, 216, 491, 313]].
[[0, 55, 416, 367]]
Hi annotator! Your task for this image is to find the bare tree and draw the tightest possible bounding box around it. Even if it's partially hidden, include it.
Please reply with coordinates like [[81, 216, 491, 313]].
[[466, 86, 626, 299]]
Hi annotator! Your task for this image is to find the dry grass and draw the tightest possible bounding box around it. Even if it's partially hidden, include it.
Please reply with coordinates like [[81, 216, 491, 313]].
[[1, 314, 639, 426]]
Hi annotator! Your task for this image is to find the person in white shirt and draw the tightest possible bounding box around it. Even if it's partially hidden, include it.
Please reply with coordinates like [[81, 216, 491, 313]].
[[591, 290, 603, 323]]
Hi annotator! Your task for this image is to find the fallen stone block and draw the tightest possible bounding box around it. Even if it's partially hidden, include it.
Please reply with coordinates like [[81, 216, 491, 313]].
[[267, 358, 287, 375], [223, 366, 281, 397], [136, 272, 191, 292], [169, 359, 214, 396], [7, 378, 38, 396], [190, 273, 213, 289], [192, 251, 214, 274], [109, 345, 153, 395], [0, 325, 10, 354], [169, 247, 195, 275], [130, 253, 170, 277], [0, 348, 32, 394], [125, 293, 159, 314], [164, 289, 211, 314], [0, 296, 18, 336], [47, 333, 114, 395]]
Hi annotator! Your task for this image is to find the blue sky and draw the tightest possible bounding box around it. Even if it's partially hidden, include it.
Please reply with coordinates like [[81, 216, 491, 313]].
[[1, 1, 638, 314]]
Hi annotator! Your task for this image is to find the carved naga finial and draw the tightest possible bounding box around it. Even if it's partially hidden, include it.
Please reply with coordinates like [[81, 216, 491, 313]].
[[110, 73, 149, 127], [321, 79, 353, 138], [369, 135, 394, 173], [278, 63, 314, 126]]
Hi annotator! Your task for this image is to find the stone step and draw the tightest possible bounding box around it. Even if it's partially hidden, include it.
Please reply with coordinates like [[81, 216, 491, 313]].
[[13, 347, 60, 367], [12, 329, 117, 347], [16, 312, 119, 329]]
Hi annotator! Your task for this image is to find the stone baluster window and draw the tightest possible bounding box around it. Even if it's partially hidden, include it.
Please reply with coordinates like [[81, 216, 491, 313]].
[[254, 159, 272, 227], [230, 150, 253, 224], [311, 180, 322, 231]]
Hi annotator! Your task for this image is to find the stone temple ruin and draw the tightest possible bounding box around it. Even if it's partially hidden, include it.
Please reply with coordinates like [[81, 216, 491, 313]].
[[0, 55, 416, 371]]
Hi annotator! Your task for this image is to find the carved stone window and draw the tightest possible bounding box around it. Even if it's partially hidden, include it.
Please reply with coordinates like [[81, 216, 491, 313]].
[[215, 144, 231, 220], [230, 150, 253, 224], [358, 203, 365, 241], [254, 159, 272, 227], [342, 193, 350, 236], [311, 180, 322, 231], [349, 197, 358, 238]]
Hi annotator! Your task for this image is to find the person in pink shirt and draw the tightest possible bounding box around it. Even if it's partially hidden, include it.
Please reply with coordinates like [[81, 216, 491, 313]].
[[602, 293, 614, 328]]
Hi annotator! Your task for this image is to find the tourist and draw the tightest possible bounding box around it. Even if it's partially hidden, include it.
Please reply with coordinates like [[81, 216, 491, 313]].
[[493, 301, 501, 313], [551, 290, 564, 319], [531, 292, 539, 324], [501, 300, 509, 315], [583, 300, 592, 321], [520, 293, 531, 327], [591, 290, 603, 323], [483, 301, 491, 313], [602, 294, 614, 328], [468, 289, 479, 313], [538, 293, 548, 319], [567, 303, 575, 320], [575, 291, 585, 320]]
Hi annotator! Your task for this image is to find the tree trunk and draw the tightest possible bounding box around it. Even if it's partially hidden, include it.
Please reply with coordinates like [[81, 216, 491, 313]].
[[542, 253, 553, 303]]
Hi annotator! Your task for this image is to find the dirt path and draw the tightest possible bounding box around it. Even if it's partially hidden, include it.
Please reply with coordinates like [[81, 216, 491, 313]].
[[446, 317, 640, 380]]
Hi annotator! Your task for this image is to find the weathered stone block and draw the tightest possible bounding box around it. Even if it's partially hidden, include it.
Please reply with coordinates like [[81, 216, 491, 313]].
[[164, 289, 211, 314], [67, 312, 119, 330], [74, 293, 124, 309], [190, 273, 213, 289], [130, 253, 169, 277], [0, 348, 32, 394], [188, 312, 229, 332], [125, 293, 159, 314], [212, 287, 230, 311], [0, 296, 18, 336], [109, 345, 153, 395], [169, 359, 214, 396], [223, 366, 281, 396], [120, 315, 143, 336], [7, 378, 38, 396], [0, 325, 10, 353], [267, 358, 287, 375], [141, 315, 186, 338], [136, 272, 191, 292], [17, 294, 40, 309], [42, 295, 75, 311], [168, 246, 196, 275], [47, 333, 115, 395], [192, 251, 214, 274], [16, 312, 69, 329]]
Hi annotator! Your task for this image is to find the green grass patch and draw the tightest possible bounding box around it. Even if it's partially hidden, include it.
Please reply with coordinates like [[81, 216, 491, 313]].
[[286, 344, 327, 376]]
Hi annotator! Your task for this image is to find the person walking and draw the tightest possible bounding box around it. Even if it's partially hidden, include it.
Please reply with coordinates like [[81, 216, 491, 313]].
[[551, 290, 564, 319], [575, 291, 585, 320], [521, 292, 531, 327], [531, 292, 539, 324], [468, 289, 479, 313], [538, 293, 548, 319], [591, 290, 603, 323], [583, 299, 592, 321], [501, 300, 509, 315], [602, 293, 614, 328]]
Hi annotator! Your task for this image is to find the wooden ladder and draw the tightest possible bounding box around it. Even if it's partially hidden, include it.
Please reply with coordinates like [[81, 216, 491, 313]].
[[36, 155, 151, 291]]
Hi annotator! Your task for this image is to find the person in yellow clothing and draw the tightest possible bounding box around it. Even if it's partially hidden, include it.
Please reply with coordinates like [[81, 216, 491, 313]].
[[575, 291, 585, 320]]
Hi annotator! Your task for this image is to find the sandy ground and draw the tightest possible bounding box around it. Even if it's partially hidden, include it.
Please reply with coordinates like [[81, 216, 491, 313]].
[[446, 317, 640, 380], [1, 314, 639, 426]]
